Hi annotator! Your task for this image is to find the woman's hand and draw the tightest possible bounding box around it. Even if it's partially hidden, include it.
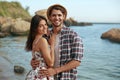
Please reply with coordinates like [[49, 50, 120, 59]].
[[48, 33, 56, 47]]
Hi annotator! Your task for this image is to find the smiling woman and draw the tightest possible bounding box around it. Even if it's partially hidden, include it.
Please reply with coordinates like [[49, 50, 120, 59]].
[[25, 15, 55, 80]]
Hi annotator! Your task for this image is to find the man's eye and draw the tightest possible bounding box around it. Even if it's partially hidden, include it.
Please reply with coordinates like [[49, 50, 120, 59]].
[[52, 14, 55, 16], [58, 14, 62, 16]]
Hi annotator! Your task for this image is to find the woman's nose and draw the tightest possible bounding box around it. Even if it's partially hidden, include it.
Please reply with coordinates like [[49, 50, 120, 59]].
[[43, 25, 47, 29]]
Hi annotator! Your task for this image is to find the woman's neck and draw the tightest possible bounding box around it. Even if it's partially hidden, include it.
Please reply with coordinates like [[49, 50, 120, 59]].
[[35, 35, 42, 39]]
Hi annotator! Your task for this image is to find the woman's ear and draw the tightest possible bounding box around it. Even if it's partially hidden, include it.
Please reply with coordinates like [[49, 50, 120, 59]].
[[34, 28, 38, 35]]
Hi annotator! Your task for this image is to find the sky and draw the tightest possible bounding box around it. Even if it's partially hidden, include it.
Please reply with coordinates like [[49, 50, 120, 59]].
[[2, 0, 120, 23]]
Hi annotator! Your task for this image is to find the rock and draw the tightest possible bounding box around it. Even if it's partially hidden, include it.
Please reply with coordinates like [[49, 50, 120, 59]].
[[101, 28, 120, 43], [0, 32, 9, 38], [0, 17, 14, 25], [0, 17, 6, 25], [10, 20, 30, 36], [0, 17, 30, 36], [0, 17, 15, 33], [35, 9, 47, 19], [1, 22, 12, 33], [14, 65, 25, 74]]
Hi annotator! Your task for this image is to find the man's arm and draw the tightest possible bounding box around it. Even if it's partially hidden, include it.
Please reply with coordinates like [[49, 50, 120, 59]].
[[56, 60, 80, 73], [43, 60, 80, 76], [31, 58, 40, 69]]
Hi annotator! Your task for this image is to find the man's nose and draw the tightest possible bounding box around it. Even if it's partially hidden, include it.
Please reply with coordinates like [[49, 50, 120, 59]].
[[55, 15, 59, 19]]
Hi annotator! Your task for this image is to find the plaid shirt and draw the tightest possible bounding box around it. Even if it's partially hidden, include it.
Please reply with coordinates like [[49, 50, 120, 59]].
[[52, 27, 83, 80]]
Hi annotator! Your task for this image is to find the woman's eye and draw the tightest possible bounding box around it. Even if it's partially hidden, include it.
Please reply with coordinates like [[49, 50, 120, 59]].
[[38, 25, 41, 27]]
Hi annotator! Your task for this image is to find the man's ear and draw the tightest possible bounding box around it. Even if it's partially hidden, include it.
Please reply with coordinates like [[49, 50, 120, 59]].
[[63, 15, 66, 20], [48, 16, 51, 21]]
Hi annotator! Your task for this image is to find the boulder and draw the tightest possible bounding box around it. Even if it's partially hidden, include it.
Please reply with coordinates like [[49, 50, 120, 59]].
[[101, 28, 120, 43], [10, 19, 30, 36], [35, 9, 47, 19], [0, 17, 15, 33], [1, 22, 13, 33], [0, 17, 14, 25], [14, 65, 25, 74]]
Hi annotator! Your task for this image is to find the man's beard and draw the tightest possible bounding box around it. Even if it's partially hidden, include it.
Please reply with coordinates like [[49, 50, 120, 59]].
[[52, 22, 63, 27]]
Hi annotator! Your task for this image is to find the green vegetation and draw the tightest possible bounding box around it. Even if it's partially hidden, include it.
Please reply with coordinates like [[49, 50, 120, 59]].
[[0, 1, 31, 19]]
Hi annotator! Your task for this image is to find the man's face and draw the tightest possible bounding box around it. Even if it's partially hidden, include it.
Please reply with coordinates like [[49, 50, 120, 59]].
[[49, 9, 65, 27]]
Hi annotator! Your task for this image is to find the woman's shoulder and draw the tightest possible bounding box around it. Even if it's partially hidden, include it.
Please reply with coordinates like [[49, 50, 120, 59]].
[[39, 37, 47, 41], [38, 37, 48, 45], [37, 37, 49, 51]]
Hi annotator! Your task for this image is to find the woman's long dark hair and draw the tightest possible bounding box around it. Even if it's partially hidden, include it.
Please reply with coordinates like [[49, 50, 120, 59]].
[[25, 15, 48, 51]]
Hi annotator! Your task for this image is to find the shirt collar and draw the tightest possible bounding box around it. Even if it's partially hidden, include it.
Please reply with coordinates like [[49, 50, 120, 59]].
[[50, 25, 66, 34]]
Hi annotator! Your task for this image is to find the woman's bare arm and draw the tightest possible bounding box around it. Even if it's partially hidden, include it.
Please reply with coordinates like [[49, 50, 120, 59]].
[[39, 38, 54, 67]]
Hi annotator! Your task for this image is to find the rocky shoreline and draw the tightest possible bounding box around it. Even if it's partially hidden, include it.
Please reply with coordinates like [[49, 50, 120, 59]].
[[0, 17, 30, 38]]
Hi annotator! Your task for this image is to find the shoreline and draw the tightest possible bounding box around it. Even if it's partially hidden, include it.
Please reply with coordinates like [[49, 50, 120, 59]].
[[0, 54, 26, 80]]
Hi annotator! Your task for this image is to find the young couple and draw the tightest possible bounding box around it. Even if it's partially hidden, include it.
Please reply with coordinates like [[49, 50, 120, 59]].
[[25, 4, 83, 80]]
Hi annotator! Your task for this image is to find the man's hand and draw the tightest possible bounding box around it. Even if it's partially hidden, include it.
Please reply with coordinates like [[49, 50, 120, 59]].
[[47, 68, 57, 76], [39, 68, 57, 77], [30, 58, 40, 70]]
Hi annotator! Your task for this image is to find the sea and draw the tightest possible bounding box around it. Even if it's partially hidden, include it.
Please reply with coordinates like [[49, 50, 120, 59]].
[[0, 23, 120, 80]]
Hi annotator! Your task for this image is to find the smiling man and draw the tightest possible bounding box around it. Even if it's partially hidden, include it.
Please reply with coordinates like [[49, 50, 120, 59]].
[[31, 4, 84, 80]]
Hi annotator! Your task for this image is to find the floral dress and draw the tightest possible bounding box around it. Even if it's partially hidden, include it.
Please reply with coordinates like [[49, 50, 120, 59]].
[[26, 51, 54, 80]]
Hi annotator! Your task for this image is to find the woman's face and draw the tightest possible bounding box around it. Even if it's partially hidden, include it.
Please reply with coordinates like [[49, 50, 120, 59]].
[[37, 19, 48, 35]]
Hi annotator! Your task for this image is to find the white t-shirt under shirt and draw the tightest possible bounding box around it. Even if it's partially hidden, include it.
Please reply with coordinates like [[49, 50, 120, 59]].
[[54, 34, 60, 68]]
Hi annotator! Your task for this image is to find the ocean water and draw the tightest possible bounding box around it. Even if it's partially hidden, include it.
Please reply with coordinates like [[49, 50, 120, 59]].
[[71, 24, 120, 80], [0, 23, 120, 80]]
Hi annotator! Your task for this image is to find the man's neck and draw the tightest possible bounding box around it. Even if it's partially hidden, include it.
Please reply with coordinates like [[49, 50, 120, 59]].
[[53, 24, 64, 34]]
